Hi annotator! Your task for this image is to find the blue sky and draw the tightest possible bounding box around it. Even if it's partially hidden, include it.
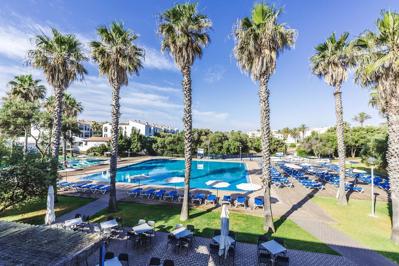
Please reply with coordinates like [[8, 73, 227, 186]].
[[0, 0, 397, 131]]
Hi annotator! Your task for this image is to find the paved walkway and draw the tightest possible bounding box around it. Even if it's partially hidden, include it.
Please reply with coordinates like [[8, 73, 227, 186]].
[[273, 176, 397, 266], [57, 191, 128, 222]]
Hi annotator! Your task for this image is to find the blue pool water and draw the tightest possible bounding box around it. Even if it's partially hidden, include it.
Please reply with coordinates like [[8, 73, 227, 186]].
[[83, 159, 248, 191]]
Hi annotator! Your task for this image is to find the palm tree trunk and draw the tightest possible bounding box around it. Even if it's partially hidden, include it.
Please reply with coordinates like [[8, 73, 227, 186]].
[[63, 133, 67, 168], [108, 85, 121, 212], [259, 75, 275, 232], [180, 66, 192, 221], [51, 87, 64, 200], [24, 127, 29, 154], [386, 105, 399, 244], [334, 87, 347, 205]]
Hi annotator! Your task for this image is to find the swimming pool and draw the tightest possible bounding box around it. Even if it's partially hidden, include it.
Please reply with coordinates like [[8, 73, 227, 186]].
[[67, 158, 106, 169], [83, 159, 249, 191]]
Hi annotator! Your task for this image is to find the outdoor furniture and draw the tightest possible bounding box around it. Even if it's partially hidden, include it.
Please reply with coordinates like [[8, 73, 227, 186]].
[[64, 217, 83, 229], [171, 226, 193, 239], [213, 229, 221, 236], [102, 257, 122, 266], [275, 255, 289, 266], [205, 194, 217, 204], [148, 257, 161, 265], [191, 193, 205, 204], [212, 235, 236, 247], [132, 223, 153, 234], [141, 189, 156, 198], [221, 195, 231, 205], [105, 252, 114, 260], [97, 185, 111, 194], [235, 196, 246, 208], [138, 219, 146, 225], [258, 252, 272, 266], [163, 260, 175, 266], [128, 188, 143, 197], [209, 242, 221, 264], [118, 253, 129, 265], [100, 219, 119, 233], [147, 220, 155, 227], [260, 240, 287, 257], [153, 189, 166, 200], [166, 234, 178, 250], [163, 190, 178, 201], [254, 197, 264, 209], [176, 237, 191, 255]]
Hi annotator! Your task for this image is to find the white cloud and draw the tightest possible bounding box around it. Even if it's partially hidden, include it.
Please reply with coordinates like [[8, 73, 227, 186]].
[[204, 65, 226, 83], [142, 46, 177, 71]]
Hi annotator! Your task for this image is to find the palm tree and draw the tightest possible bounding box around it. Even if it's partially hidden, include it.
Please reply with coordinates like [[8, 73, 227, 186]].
[[280, 127, 291, 141], [310, 32, 355, 205], [353, 112, 371, 126], [354, 11, 399, 244], [7, 74, 46, 153], [298, 124, 308, 141], [90, 22, 144, 211], [28, 29, 87, 191], [47, 93, 83, 166], [234, 3, 295, 232], [159, 3, 211, 221]]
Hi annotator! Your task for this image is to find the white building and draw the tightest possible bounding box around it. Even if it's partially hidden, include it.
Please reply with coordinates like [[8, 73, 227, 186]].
[[78, 120, 93, 138], [247, 130, 261, 138], [102, 120, 178, 138], [79, 136, 111, 152]]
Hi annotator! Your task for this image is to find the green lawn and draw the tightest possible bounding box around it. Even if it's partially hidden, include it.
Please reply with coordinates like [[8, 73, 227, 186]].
[[91, 202, 336, 255], [0, 196, 93, 225], [312, 196, 399, 264]]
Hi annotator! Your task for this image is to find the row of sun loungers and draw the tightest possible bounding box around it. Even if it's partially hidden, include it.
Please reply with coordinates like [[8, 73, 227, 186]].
[[127, 188, 264, 209], [58, 181, 111, 194]]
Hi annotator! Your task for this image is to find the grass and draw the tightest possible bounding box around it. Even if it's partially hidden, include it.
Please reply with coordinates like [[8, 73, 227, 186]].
[[0, 196, 93, 225], [312, 196, 399, 264], [91, 202, 336, 255], [331, 158, 387, 176]]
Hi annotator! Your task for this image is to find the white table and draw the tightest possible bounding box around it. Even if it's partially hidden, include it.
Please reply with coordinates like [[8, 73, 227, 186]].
[[64, 217, 83, 227], [132, 223, 153, 234], [171, 227, 193, 239], [96, 257, 122, 266], [260, 240, 287, 255], [100, 219, 118, 230]]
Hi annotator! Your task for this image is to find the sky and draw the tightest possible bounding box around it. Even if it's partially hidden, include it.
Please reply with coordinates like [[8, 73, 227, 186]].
[[0, 0, 397, 131]]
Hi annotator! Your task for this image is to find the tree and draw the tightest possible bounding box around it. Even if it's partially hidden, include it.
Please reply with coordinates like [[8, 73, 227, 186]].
[[0, 151, 51, 212], [7, 75, 46, 153], [353, 112, 371, 126], [159, 3, 211, 221], [234, 3, 295, 232], [290, 128, 301, 143], [280, 127, 291, 141], [91, 121, 104, 137], [310, 32, 355, 205], [298, 124, 308, 141], [354, 11, 399, 243], [130, 128, 144, 154], [28, 28, 87, 196], [0, 99, 40, 151], [90, 22, 144, 211]]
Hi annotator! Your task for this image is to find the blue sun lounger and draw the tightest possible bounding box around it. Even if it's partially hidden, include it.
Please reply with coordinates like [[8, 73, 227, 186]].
[[153, 189, 166, 200], [141, 189, 156, 199], [191, 193, 205, 204], [89, 184, 107, 193], [205, 194, 217, 204], [128, 188, 143, 198], [97, 185, 110, 194], [254, 197, 264, 209], [164, 190, 178, 201], [221, 195, 231, 205], [235, 196, 246, 208]]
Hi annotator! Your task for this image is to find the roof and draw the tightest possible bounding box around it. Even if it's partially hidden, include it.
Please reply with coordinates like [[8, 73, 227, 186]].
[[85, 137, 111, 142], [0, 221, 101, 265]]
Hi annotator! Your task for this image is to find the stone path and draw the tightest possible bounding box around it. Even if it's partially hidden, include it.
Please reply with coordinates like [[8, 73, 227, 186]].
[[57, 190, 128, 222], [273, 177, 397, 266]]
